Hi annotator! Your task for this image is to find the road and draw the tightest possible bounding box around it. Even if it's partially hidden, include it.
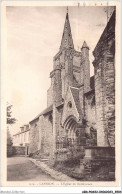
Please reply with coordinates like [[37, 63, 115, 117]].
[[7, 156, 56, 181]]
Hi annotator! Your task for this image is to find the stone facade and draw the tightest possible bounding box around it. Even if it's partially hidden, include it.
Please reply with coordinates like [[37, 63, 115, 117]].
[[13, 124, 30, 155], [93, 11, 115, 147], [29, 10, 115, 168]]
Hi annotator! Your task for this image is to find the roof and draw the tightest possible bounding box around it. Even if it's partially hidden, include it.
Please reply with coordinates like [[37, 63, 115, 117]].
[[29, 101, 65, 124], [70, 87, 82, 117], [81, 41, 89, 50], [60, 12, 74, 50], [85, 89, 95, 96], [13, 129, 30, 136], [20, 124, 29, 128], [30, 104, 53, 123], [42, 104, 53, 115]]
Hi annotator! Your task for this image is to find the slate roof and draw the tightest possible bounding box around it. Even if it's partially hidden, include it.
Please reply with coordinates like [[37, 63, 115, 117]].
[[29, 104, 53, 123], [29, 102, 64, 124], [42, 104, 53, 115], [70, 87, 82, 117], [13, 129, 30, 136], [60, 12, 74, 50], [81, 41, 89, 49]]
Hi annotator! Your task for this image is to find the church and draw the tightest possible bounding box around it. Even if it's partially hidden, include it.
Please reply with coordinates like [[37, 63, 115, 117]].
[[29, 9, 115, 170]]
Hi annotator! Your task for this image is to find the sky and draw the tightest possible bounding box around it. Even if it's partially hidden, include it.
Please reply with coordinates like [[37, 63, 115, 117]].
[[5, 6, 115, 135]]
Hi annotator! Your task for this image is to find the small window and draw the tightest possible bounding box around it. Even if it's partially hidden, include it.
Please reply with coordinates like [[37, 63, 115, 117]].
[[91, 96, 95, 107], [67, 101, 72, 108]]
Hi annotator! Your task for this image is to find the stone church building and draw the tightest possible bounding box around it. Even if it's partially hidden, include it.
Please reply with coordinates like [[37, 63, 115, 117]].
[[29, 10, 115, 168]]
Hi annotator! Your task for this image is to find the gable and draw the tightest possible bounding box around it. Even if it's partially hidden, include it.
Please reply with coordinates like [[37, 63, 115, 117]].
[[61, 86, 82, 126]]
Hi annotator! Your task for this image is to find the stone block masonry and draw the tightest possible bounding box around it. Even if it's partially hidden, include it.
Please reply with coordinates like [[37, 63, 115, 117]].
[[93, 10, 115, 147]]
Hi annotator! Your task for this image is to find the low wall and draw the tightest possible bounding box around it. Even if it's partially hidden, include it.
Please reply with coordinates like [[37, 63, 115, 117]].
[[85, 146, 115, 159], [13, 146, 26, 155]]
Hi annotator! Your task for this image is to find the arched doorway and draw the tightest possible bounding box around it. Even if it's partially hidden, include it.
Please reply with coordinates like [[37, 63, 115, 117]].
[[63, 116, 84, 147]]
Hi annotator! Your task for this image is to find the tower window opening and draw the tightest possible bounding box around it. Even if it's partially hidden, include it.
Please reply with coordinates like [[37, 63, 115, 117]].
[[49, 114, 53, 123], [91, 96, 95, 107]]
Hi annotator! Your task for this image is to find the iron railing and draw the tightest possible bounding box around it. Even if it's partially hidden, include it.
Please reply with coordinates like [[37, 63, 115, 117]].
[[56, 137, 86, 149]]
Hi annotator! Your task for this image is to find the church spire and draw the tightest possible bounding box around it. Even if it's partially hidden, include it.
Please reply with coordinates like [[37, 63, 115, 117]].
[[60, 8, 74, 50]]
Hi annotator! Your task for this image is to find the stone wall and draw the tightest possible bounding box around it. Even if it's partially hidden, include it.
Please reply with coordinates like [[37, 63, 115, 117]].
[[29, 118, 40, 154], [104, 52, 115, 147], [29, 113, 53, 157], [47, 86, 53, 107], [73, 55, 81, 67], [94, 59, 109, 146], [56, 107, 65, 139], [54, 66, 62, 106], [40, 114, 53, 156], [93, 11, 115, 147], [81, 46, 90, 93], [84, 92, 97, 146], [85, 92, 96, 126]]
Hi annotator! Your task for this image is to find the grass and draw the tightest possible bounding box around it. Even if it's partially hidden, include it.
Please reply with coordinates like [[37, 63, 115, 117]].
[[52, 160, 115, 181]]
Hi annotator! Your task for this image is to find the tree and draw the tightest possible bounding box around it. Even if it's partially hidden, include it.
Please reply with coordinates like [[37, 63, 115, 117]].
[[7, 103, 17, 125], [7, 127, 13, 157], [7, 103, 17, 157], [7, 128, 13, 146]]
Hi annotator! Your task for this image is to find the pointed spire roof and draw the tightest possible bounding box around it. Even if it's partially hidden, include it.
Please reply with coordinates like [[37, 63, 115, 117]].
[[81, 41, 89, 50], [60, 10, 74, 50]]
